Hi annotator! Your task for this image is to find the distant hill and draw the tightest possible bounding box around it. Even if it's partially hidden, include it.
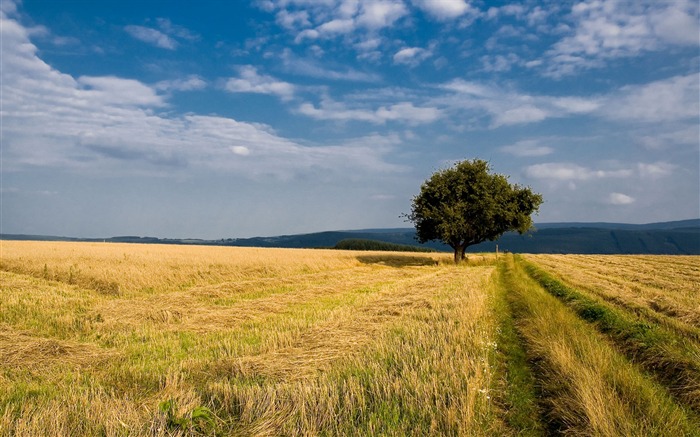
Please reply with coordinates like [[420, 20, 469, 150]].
[[2, 219, 699, 255]]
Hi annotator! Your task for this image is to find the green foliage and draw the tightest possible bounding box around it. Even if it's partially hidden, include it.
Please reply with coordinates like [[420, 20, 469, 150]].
[[407, 159, 542, 262], [333, 238, 436, 252], [158, 399, 217, 435]]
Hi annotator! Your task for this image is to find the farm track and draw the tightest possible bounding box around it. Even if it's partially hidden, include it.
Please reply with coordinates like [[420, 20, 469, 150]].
[[499, 255, 700, 435], [519, 255, 700, 418]]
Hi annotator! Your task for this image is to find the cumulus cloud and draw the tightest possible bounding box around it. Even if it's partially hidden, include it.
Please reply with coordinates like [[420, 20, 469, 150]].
[[439, 79, 495, 98], [77, 76, 165, 106], [500, 140, 554, 157], [436, 74, 695, 129], [356, 0, 408, 29], [225, 66, 295, 100], [524, 161, 678, 186], [412, 0, 473, 20], [602, 73, 699, 123], [544, 0, 699, 77], [124, 25, 177, 49], [280, 49, 381, 82], [261, 0, 408, 52], [494, 106, 549, 127], [230, 146, 251, 156], [637, 162, 676, 179], [393, 46, 431, 66], [317, 18, 356, 34], [524, 163, 633, 181], [0, 11, 400, 178], [298, 99, 440, 124], [607, 192, 635, 205], [636, 126, 699, 150], [481, 53, 520, 72]]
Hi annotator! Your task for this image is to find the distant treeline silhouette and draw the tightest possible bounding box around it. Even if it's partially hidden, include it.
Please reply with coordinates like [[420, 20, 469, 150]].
[[333, 238, 436, 253]]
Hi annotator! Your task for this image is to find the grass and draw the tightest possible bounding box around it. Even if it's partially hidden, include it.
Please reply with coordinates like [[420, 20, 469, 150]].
[[499, 255, 699, 435], [522, 257, 700, 414], [1, 241, 698, 435], [525, 254, 700, 331], [491, 266, 544, 435], [0, 241, 503, 435]]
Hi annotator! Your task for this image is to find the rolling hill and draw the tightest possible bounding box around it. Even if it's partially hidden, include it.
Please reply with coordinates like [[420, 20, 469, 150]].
[[2, 219, 698, 255]]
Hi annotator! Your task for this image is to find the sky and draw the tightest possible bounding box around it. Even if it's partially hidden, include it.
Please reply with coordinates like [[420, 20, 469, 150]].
[[1, 0, 698, 239]]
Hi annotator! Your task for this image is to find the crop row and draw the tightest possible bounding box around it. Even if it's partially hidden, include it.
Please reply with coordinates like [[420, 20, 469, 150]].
[[496, 254, 700, 435]]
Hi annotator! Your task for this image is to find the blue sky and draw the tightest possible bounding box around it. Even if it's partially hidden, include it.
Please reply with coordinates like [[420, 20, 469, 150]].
[[1, 0, 698, 239]]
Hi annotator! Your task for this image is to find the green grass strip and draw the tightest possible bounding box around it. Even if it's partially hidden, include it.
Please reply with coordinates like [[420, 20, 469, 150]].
[[520, 257, 700, 415], [492, 263, 546, 436]]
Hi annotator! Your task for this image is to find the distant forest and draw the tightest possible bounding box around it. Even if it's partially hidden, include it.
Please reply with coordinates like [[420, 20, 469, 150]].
[[2, 219, 699, 255]]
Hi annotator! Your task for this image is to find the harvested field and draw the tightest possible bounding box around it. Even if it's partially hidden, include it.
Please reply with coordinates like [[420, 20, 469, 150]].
[[0, 241, 503, 436], [1, 242, 698, 435]]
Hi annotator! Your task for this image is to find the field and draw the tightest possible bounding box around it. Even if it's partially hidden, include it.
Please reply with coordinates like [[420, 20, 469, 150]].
[[0, 241, 698, 436]]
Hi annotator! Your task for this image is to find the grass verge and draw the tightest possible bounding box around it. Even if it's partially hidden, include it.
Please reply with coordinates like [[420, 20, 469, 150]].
[[491, 265, 545, 435], [500, 254, 699, 435], [521, 258, 700, 415]]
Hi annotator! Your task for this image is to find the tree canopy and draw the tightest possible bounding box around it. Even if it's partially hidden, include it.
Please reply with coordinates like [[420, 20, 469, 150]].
[[407, 159, 543, 263]]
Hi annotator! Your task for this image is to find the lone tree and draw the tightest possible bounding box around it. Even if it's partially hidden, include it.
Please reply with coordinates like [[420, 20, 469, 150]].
[[407, 159, 543, 263]]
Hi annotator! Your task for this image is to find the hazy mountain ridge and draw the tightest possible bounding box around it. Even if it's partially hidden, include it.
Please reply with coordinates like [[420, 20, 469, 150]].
[[2, 219, 699, 255]]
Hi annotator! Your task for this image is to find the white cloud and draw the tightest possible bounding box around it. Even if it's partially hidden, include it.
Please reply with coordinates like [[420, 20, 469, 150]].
[[636, 126, 699, 150], [0, 11, 401, 179], [637, 162, 676, 179], [524, 163, 633, 181], [356, 0, 408, 29], [551, 96, 601, 114], [293, 28, 318, 42], [393, 46, 431, 66], [607, 192, 635, 205], [525, 161, 678, 185], [225, 66, 295, 100], [281, 49, 381, 82], [155, 75, 207, 92], [298, 99, 440, 124], [124, 25, 177, 50], [266, 0, 407, 47], [155, 18, 199, 41], [437, 73, 695, 129], [231, 146, 251, 156], [500, 140, 554, 157], [355, 37, 382, 51], [0, 0, 18, 14], [603, 73, 699, 123], [317, 18, 356, 34], [481, 53, 520, 72], [77, 76, 165, 107], [275, 9, 311, 30], [376, 102, 441, 123], [649, 1, 699, 45], [439, 79, 495, 98], [339, 0, 360, 18], [412, 0, 472, 20], [493, 105, 549, 127], [544, 0, 699, 76], [437, 79, 559, 128]]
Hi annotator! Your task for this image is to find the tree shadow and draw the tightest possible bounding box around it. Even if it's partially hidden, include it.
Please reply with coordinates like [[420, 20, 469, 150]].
[[356, 254, 440, 267]]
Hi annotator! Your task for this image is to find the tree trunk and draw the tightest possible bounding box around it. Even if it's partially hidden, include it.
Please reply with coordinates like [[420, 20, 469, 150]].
[[453, 245, 466, 264]]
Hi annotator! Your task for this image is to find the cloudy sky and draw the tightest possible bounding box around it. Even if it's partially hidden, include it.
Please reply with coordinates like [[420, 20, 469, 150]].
[[1, 0, 698, 239]]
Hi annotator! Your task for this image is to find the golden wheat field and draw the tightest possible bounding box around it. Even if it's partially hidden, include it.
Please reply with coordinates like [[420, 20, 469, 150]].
[[0, 241, 698, 436]]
